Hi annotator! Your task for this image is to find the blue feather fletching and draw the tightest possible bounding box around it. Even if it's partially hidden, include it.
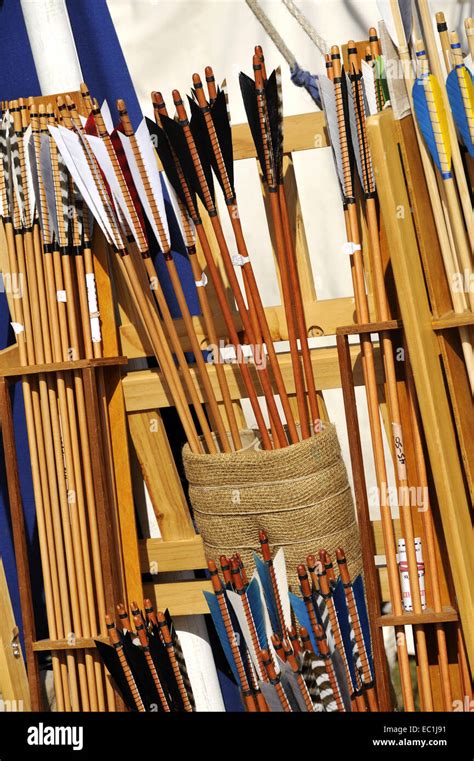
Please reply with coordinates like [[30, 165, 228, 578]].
[[412, 77, 443, 172], [353, 574, 373, 676], [203, 591, 240, 686], [253, 553, 280, 635], [446, 68, 474, 157], [332, 578, 358, 691], [288, 592, 319, 654], [246, 577, 268, 651]]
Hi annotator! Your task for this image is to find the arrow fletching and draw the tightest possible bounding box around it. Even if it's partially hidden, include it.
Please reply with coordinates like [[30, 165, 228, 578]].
[[446, 66, 474, 157], [203, 591, 241, 686], [413, 72, 452, 176], [253, 553, 280, 635], [361, 59, 379, 116], [353, 574, 374, 677], [288, 591, 318, 653]]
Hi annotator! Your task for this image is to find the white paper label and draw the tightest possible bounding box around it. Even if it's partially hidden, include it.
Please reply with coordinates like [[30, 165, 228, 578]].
[[342, 241, 361, 255], [86, 272, 102, 343], [195, 272, 208, 288], [11, 322, 24, 335], [232, 254, 250, 267], [56, 290, 67, 303]]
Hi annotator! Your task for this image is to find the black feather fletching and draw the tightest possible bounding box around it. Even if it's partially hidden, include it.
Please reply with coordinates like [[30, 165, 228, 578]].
[[265, 69, 284, 185], [94, 640, 138, 712], [154, 113, 213, 209], [164, 609, 195, 709], [187, 97, 217, 203], [340, 67, 356, 201], [145, 116, 194, 212], [239, 71, 268, 182], [121, 631, 167, 712], [209, 88, 234, 193], [147, 622, 184, 711], [350, 66, 374, 195]]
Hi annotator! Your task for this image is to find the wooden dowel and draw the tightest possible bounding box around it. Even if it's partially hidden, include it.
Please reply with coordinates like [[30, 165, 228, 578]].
[[332, 45, 415, 710], [191, 76, 299, 445], [152, 93, 274, 448], [116, 99, 230, 450], [172, 90, 289, 447], [252, 58, 310, 437]]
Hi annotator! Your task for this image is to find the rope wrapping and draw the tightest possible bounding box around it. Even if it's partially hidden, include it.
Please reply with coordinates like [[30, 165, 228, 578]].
[[183, 424, 362, 591]]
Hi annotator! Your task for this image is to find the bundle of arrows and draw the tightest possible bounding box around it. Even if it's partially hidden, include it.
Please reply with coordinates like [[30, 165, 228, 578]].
[[96, 602, 195, 712], [204, 532, 375, 712], [316, 32, 472, 711], [26, 64, 326, 456], [245, 0, 472, 713], [0, 96, 123, 711]]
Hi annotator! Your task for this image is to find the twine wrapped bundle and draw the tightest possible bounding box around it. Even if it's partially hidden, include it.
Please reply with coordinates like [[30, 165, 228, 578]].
[[183, 423, 362, 590]]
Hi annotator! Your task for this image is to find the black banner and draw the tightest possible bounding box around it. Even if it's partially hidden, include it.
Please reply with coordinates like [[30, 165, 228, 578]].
[[0, 710, 472, 760]]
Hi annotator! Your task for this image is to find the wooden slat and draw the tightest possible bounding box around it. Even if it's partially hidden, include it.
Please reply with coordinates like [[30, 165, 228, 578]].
[[122, 343, 384, 411], [32, 637, 109, 652], [0, 560, 30, 708], [143, 580, 212, 616], [398, 115, 453, 319], [233, 112, 328, 160], [0, 344, 19, 368], [337, 319, 401, 336], [438, 332, 474, 503], [119, 296, 357, 358], [128, 410, 195, 541], [432, 312, 474, 330], [367, 109, 474, 670], [140, 536, 206, 574], [0, 355, 128, 378], [376, 607, 458, 627]]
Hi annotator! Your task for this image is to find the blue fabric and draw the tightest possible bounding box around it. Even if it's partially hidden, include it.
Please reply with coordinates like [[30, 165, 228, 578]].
[[67, 0, 198, 319], [291, 63, 321, 109], [66, 0, 142, 130], [0, 0, 41, 100], [0, 0, 43, 651]]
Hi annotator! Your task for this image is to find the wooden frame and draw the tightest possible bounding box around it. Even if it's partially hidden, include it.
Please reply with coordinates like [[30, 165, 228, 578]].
[[366, 108, 473, 672]]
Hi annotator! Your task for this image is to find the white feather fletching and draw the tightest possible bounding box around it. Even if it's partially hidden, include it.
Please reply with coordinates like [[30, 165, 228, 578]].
[[272, 548, 292, 631], [116, 130, 169, 251], [135, 118, 170, 243], [252, 571, 280, 673], [40, 133, 59, 242], [226, 590, 264, 680], [85, 133, 142, 248], [49, 125, 118, 247], [100, 100, 114, 134], [318, 74, 345, 193], [22, 125, 35, 226], [163, 174, 195, 247], [346, 74, 364, 187], [361, 59, 379, 116]]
